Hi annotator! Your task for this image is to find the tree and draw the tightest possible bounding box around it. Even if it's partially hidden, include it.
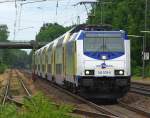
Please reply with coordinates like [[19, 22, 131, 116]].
[[36, 23, 68, 42], [0, 24, 30, 72], [0, 25, 9, 41], [88, 0, 150, 76]]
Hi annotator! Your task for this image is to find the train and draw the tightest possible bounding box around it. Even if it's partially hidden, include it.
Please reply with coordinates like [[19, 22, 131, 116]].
[[33, 24, 131, 100]]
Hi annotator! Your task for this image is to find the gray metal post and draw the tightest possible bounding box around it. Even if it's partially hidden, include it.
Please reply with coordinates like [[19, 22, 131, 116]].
[[142, 0, 148, 79], [142, 36, 145, 79]]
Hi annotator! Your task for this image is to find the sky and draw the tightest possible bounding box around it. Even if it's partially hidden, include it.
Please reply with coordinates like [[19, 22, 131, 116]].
[[0, 0, 96, 42]]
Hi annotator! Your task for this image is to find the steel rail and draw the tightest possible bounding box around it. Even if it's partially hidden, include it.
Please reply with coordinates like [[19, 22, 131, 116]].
[[16, 71, 32, 97], [131, 86, 150, 92], [1, 70, 12, 106], [41, 81, 119, 118], [131, 81, 150, 87], [1, 78, 10, 105], [7, 96, 23, 106], [130, 82, 150, 96], [73, 108, 117, 118], [19, 78, 31, 97], [118, 101, 150, 117], [49, 102, 117, 118], [130, 88, 150, 96], [1, 70, 31, 106]]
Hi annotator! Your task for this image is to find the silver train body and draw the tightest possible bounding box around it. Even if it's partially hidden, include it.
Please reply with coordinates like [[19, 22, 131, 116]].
[[34, 25, 131, 99]]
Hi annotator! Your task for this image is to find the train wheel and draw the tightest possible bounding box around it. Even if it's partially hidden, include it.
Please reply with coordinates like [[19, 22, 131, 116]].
[[72, 84, 78, 94]]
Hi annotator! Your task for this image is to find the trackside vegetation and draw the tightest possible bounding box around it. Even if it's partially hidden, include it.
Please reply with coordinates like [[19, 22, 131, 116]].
[[0, 25, 31, 73], [0, 93, 77, 118], [36, 23, 70, 42]]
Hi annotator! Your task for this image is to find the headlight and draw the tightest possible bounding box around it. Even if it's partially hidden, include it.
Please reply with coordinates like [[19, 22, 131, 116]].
[[119, 70, 124, 75], [101, 55, 107, 60], [85, 70, 90, 75], [85, 70, 94, 75], [115, 70, 124, 75]]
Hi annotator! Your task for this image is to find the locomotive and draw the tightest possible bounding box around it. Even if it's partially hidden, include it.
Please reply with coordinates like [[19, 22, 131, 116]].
[[34, 24, 131, 99]]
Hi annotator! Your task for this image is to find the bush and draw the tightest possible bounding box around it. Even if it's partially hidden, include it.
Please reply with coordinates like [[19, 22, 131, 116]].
[[0, 104, 18, 118], [132, 64, 150, 77], [0, 63, 8, 74], [0, 92, 77, 118], [145, 64, 150, 77], [21, 92, 75, 118], [132, 66, 142, 76]]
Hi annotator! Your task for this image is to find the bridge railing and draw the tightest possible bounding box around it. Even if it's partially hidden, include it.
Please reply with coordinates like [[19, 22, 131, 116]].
[[0, 40, 48, 49]]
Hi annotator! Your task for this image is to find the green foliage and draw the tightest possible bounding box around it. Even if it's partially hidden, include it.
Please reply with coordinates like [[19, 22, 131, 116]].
[[0, 24, 30, 71], [132, 76, 142, 80], [0, 25, 9, 41], [132, 66, 142, 76], [36, 23, 69, 42], [0, 92, 76, 118], [0, 104, 18, 118], [0, 63, 8, 74], [145, 64, 150, 76], [22, 93, 75, 118], [0, 49, 30, 69], [7, 49, 30, 69], [89, 0, 150, 76]]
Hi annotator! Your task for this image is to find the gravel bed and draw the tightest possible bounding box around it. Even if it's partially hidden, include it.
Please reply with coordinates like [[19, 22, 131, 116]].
[[120, 92, 150, 113]]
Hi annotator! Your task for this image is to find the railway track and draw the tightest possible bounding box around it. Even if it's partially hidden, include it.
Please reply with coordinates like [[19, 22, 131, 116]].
[[1, 73, 11, 105], [22, 70, 150, 118], [131, 82, 150, 96], [0, 70, 31, 106], [10, 70, 118, 118], [49, 83, 119, 117], [118, 101, 150, 117], [49, 83, 120, 118], [50, 82, 150, 118], [16, 70, 32, 97]]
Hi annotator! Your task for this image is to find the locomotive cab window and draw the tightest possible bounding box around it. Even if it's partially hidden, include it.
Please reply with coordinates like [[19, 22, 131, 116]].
[[104, 37, 124, 52], [84, 34, 124, 52]]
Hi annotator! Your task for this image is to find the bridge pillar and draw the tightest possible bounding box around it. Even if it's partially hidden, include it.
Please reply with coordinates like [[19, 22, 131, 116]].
[[30, 40, 37, 81]]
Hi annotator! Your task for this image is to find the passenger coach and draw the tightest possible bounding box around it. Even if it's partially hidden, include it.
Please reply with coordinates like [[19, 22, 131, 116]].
[[34, 25, 131, 99]]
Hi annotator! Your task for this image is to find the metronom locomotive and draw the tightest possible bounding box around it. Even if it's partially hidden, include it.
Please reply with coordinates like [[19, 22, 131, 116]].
[[33, 24, 131, 99]]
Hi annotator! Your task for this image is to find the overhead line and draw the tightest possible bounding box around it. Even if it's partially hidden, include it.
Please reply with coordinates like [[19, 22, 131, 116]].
[[0, 0, 23, 4], [21, 0, 46, 5], [20, 0, 63, 5]]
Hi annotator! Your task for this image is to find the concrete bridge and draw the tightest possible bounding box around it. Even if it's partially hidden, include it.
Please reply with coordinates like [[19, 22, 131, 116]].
[[0, 40, 48, 49]]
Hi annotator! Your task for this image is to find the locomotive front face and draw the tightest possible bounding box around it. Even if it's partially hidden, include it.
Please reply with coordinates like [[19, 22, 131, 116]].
[[76, 30, 130, 98], [77, 31, 130, 78]]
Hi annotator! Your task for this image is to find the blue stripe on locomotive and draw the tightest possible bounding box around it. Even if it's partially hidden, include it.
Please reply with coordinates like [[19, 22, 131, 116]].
[[84, 52, 124, 60], [77, 31, 127, 60]]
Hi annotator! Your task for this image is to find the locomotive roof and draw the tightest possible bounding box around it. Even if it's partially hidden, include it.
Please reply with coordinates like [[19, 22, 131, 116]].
[[70, 24, 112, 33], [35, 24, 117, 54]]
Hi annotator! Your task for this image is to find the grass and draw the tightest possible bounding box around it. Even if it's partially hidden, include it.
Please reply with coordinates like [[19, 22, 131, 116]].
[[132, 76, 150, 81], [0, 92, 77, 118], [132, 76, 142, 80], [0, 63, 8, 74]]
